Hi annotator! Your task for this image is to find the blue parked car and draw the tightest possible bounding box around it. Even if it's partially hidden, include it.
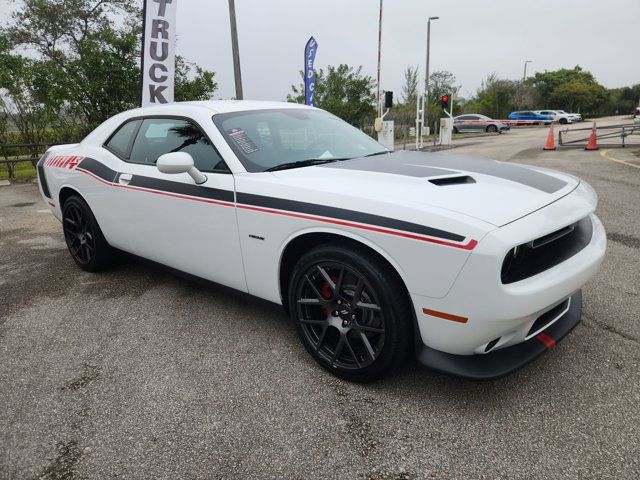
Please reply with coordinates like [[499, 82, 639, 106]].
[[508, 110, 554, 124]]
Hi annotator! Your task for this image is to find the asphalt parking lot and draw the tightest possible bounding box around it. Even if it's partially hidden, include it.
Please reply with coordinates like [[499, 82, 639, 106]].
[[1, 119, 639, 479]]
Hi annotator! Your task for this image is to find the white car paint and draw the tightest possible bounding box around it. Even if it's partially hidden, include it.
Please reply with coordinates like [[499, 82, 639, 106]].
[[536, 110, 574, 124], [37, 101, 606, 368], [556, 110, 583, 122]]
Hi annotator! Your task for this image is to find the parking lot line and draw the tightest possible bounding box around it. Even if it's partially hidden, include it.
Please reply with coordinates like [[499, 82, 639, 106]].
[[600, 149, 640, 170]]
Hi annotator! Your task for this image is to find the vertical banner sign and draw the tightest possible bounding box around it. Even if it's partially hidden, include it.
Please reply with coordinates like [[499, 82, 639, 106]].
[[141, 0, 177, 107], [304, 37, 317, 106]]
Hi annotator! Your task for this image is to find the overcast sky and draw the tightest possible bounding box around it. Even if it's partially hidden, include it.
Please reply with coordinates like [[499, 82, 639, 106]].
[[2, 0, 639, 101], [175, 0, 639, 101]]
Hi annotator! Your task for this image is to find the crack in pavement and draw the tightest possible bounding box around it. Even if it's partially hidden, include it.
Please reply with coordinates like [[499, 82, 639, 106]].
[[582, 314, 640, 345]]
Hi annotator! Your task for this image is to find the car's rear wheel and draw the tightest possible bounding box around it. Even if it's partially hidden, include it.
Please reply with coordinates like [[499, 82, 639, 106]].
[[486, 124, 498, 133], [288, 244, 412, 382], [559, 118, 568, 125], [62, 195, 115, 272], [453, 126, 459, 134]]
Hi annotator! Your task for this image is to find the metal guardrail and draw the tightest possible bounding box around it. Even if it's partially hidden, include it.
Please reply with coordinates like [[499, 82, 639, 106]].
[[558, 123, 640, 148]]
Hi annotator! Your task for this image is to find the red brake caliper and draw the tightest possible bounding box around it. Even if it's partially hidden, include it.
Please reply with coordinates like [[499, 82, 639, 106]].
[[320, 276, 339, 316]]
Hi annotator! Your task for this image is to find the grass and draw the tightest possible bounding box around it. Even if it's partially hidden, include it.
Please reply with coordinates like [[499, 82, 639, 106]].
[[0, 160, 37, 182]]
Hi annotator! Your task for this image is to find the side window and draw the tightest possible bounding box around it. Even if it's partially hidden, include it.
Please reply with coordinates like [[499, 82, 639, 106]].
[[129, 118, 229, 173], [105, 119, 141, 158]]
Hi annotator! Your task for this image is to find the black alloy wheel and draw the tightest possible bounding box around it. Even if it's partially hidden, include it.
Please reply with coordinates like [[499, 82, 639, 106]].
[[289, 244, 412, 381], [62, 196, 114, 272]]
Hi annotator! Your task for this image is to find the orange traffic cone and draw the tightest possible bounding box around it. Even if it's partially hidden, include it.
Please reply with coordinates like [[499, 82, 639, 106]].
[[543, 123, 556, 150], [585, 121, 599, 151]]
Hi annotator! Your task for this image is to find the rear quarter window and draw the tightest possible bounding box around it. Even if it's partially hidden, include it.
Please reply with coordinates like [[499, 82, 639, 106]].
[[105, 120, 141, 158]]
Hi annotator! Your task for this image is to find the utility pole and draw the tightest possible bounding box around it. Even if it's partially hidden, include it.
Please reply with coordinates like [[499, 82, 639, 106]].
[[228, 0, 243, 99], [523, 60, 532, 82], [376, 0, 383, 118]]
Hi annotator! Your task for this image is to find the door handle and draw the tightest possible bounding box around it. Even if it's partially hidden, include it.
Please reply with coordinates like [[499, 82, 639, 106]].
[[118, 173, 133, 185]]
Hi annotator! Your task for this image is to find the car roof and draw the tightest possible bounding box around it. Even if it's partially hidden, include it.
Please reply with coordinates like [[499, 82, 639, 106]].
[[82, 100, 314, 146], [177, 100, 312, 114]]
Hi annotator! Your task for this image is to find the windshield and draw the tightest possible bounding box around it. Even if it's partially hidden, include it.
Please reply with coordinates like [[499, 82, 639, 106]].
[[212, 108, 387, 172]]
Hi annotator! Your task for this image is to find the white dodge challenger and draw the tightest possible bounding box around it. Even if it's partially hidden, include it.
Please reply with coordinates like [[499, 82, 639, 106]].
[[37, 101, 606, 381]]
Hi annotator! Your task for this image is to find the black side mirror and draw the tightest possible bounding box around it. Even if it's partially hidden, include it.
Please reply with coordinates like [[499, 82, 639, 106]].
[[384, 91, 393, 109]]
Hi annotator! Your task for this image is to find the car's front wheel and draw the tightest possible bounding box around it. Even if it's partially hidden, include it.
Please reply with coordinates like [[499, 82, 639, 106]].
[[62, 195, 115, 272], [486, 124, 498, 133], [288, 243, 412, 381]]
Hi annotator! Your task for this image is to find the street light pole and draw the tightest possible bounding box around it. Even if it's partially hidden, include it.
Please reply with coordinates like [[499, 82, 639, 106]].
[[419, 16, 439, 146], [424, 17, 439, 98], [523, 60, 532, 82], [228, 0, 243, 99]]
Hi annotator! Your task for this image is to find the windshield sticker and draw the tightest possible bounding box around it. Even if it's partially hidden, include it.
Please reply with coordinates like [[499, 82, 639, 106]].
[[228, 128, 259, 154]]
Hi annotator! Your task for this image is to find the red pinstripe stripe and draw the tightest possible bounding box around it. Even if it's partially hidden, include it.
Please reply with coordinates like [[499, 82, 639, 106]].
[[237, 203, 478, 250], [76, 168, 478, 250], [112, 182, 235, 207]]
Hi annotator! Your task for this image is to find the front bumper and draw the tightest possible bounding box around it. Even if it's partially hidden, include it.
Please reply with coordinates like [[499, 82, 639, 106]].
[[409, 179, 605, 363], [417, 290, 582, 380]]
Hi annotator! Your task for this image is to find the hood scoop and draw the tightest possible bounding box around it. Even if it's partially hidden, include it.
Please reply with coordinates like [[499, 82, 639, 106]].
[[429, 175, 475, 186]]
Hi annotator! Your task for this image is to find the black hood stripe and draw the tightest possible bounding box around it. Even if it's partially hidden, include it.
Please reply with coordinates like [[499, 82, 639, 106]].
[[321, 151, 568, 194], [75, 157, 474, 249], [236, 192, 465, 242]]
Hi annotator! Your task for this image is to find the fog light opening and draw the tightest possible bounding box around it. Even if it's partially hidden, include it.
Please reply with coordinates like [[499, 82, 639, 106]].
[[485, 337, 500, 353]]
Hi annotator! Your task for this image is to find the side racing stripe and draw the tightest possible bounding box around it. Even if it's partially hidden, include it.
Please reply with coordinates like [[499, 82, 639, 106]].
[[76, 158, 478, 250]]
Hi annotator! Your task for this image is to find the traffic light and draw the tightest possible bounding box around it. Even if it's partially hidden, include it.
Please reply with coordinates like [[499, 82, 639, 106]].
[[440, 95, 449, 109], [384, 91, 394, 109]]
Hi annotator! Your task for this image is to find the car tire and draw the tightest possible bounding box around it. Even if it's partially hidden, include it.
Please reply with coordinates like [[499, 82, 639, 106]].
[[453, 126, 459, 134], [288, 243, 413, 382], [486, 124, 498, 133], [559, 118, 568, 125], [62, 195, 115, 272]]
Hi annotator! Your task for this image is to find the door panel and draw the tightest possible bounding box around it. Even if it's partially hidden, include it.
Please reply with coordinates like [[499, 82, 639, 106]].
[[97, 116, 246, 292], [107, 164, 246, 291]]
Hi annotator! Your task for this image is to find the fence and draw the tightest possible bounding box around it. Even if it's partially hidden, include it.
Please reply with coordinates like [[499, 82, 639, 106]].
[[559, 123, 640, 148], [0, 143, 65, 180]]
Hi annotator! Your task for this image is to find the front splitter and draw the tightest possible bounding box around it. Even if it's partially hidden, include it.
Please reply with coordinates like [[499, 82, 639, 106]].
[[417, 290, 583, 380]]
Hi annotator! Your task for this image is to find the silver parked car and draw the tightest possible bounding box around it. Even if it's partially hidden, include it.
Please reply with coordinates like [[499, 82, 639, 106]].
[[453, 114, 510, 134]]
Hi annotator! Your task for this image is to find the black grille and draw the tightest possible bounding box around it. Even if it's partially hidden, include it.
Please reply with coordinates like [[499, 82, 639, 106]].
[[501, 216, 593, 284], [527, 298, 570, 337]]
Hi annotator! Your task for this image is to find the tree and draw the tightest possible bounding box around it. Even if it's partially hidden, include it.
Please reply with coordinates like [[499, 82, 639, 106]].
[[425, 70, 460, 121], [0, 35, 52, 143], [174, 56, 218, 102], [427, 70, 458, 102], [607, 84, 640, 115], [288, 64, 376, 127], [549, 79, 607, 113], [1, 0, 217, 139], [530, 66, 607, 114], [401, 66, 419, 104], [464, 73, 532, 119]]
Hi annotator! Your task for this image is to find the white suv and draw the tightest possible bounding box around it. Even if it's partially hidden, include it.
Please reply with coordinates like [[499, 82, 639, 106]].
[[536, 110, 574, 125], [556, 110, 582, 122]]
